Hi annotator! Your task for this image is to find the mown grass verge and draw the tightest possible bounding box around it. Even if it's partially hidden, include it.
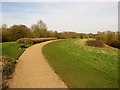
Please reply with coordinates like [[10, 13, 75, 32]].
[[43, 39, 118, 88], [2, 42, 27, 59]]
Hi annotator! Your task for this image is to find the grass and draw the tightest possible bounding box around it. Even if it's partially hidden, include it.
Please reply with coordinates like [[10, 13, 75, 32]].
[[1, 42, 32, 89], [1, 38, 57, 59], [1, 42, 32, 60], [43, 39, 118, 88]]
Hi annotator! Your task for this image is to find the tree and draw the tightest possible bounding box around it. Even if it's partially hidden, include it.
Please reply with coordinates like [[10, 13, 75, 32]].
[[32, 20, 48, 38], [106, 31, 117, 46], [10, 25, 31, 40], [31, 24, 38, 31], [70, 32, 79, 38], [47, 30, 58, 37], [95, 31, 119, 49], [59, 32, 71, 39], [88, 33, 94, 38], [79, 33, 84, 39], [96, 31, 107, 43], [37, 20, 47, 30], [2, 25, 12, 42]]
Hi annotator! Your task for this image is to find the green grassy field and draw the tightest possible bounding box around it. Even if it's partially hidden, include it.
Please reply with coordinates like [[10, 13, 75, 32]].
[[1, 42, 31, 60], [43, 39, 118, 88]]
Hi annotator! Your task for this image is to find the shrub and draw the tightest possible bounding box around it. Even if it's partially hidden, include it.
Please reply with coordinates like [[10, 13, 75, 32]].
[[95, 31, 119, 49], [32, 39, 45, 44], [2, 56, 16, 89], [17, 38, 56, 45], [16, 38, 33, 44], [110, 40, 120, 49], [86, 40, 104, 48], [31, 38, 56, 44]]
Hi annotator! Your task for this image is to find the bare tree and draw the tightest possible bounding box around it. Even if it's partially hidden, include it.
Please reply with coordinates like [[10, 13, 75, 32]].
[[31, 20, 48, 37], [37, 20, 47, 30]]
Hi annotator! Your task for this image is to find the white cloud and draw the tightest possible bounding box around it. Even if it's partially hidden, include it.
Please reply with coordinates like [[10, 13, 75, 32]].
[[38, 2, 118, 33], [2, 2, 118, 33]]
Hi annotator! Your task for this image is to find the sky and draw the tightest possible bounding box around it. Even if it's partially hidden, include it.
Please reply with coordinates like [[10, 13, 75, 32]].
[[1, 1, 118, 33]]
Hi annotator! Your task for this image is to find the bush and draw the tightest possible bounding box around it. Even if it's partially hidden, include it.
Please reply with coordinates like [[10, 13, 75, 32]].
[[110, 40, 120, 49], [16, 38, 33, 44], [16, 38, 56, 45], [32, 39, 45, 44], [31, 38, 56, 44], [95, 31, 119, 49], [2, 56, 16, 89], [86, 40, 104, 48]]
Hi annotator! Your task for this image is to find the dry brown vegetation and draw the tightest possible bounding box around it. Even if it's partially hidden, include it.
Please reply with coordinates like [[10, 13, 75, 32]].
[[16, 38, 57, 44], [2, 56, 16, 89], [86, 40, 104, 48]]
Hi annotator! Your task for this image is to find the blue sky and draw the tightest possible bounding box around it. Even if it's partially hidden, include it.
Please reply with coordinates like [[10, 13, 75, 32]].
[[2, 2, 118, 33]]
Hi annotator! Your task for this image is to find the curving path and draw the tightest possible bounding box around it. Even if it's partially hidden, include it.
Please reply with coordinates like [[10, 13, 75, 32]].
[[9, 40, 67, 88]]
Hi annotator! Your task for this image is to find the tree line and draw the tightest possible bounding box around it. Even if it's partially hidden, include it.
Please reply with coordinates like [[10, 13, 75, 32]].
[[96, 31, 120, 49], [0, 20, 119, 49], [1, 20, 58, 42]]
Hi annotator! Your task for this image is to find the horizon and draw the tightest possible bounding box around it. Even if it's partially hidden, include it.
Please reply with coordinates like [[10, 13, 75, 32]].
[[2, 2, 118, 34]]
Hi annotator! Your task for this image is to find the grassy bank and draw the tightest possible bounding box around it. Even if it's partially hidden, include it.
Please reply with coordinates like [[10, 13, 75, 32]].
[[1, 42, 32, 89], [2, 42, 32, 60], [2, 42, 24, 59], [2, 38, 57, 59], [43, 39, 118, 88]]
